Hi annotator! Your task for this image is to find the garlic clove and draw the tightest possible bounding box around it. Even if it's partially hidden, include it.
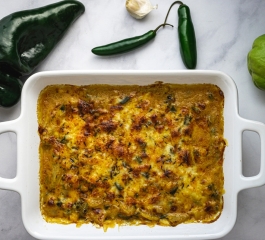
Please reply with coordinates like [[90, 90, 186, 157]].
[[126, 0, 157, 19]]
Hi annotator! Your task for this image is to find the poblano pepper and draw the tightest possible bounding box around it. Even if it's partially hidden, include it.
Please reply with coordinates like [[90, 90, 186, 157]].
[[0, 0, 85, 108]]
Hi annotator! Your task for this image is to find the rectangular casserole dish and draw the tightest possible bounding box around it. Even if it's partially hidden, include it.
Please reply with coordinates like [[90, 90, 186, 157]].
[[0, 70, 265, 240]]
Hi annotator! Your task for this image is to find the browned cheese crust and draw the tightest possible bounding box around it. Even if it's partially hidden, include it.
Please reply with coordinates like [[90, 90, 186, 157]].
[[37, 82, 226, 230]]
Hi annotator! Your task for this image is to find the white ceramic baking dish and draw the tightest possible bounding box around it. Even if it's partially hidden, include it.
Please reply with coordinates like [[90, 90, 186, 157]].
[[0, 70, 265, 240]]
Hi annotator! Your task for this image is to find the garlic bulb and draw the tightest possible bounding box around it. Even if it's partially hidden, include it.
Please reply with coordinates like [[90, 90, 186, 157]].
[[126, 0, 157, 19]]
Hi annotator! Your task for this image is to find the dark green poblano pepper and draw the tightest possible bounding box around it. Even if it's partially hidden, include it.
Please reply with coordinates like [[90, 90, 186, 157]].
[[0, 0, 85, 108]]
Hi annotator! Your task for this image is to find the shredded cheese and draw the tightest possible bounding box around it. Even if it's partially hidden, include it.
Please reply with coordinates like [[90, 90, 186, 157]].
[[37, 82, 226, 230]]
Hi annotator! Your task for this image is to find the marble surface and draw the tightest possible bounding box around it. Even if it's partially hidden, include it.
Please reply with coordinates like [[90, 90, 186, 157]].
[[0, 0, 265, 239]]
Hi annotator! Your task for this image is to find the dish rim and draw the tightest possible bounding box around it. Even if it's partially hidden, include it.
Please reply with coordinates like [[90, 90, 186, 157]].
[[1, 70, 265, 240]]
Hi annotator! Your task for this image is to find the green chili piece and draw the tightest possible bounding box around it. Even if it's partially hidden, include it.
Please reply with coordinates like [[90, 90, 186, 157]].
[[91, 23, 173, 56], [164, 1, 197, 69], [169, 185, 178, 195], [56, 201, 63, 207], [119, 96, 131, 104], [141, 172, 149, 179], [170, 105, 176, 112], [115, 182, 124, 191], [184, 115, 192, 125], [135, 156, 143, 164]]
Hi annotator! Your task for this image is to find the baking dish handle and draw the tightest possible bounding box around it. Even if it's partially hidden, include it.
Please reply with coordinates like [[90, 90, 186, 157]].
[[236, 116, 265, 192], [0, 119, 23, 193]]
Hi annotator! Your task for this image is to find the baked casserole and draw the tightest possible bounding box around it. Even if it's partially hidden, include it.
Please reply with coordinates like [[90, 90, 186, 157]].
[[37, 82, 226, 230]]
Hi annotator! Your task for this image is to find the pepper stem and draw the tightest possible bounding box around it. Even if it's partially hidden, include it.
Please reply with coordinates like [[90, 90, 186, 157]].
[[154, 23, 174, 33], [164, 1, 184, 24]]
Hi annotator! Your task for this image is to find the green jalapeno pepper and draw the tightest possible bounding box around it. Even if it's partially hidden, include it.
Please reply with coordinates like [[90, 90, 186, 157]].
[[164, 1, 197, 69], [91, 23, 173, 56], [0, 0, 85, 108]]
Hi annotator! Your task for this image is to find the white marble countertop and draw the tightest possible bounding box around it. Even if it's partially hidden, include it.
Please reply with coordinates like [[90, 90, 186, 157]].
[[0, 0, 265, 239]]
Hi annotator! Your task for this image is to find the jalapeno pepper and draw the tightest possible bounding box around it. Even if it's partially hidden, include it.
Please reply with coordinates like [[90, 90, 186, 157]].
[[91, 23, 173, 56], [0, 0, 85, 108], [164, 1, 197, 69]]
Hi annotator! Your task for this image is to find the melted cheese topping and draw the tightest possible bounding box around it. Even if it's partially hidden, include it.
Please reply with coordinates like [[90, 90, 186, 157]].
[[37, 82, 226, 230]]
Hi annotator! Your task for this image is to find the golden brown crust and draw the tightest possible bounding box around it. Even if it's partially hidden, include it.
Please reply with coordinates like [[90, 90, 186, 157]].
[[37, 82, 226, 230]]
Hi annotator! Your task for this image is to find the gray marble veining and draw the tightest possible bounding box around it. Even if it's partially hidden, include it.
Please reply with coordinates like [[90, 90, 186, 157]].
[[1, 0, 265, 239]]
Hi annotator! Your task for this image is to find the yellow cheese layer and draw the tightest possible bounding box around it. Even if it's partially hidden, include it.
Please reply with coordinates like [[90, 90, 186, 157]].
[[37, 82, 226, 230]]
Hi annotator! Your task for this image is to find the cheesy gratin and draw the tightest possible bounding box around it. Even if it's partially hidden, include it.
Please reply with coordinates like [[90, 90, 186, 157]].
[[37, 82, 226, 230]]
